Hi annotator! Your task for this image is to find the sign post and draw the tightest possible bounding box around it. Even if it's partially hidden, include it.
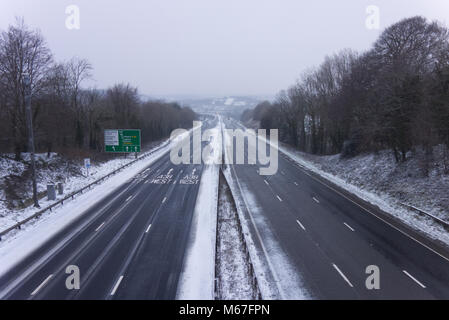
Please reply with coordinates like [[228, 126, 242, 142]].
[[104, 129, 141, 153], [84, 158, 91, 177]]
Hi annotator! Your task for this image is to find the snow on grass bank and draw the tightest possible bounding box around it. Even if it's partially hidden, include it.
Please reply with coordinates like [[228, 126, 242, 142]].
[[215, 176, 254, 299]]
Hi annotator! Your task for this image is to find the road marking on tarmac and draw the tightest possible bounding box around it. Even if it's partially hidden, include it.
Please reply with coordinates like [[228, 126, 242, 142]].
[[162, 197, 167, 204], [95, 222, 105, 232], [276, 195, 283, 202], [294, 182, 299, 186], [264, 179, 269, 186], [332, 264, 354, 288], [343, 222, 355, 232], [145, 224, 152, 233], [296, 220, 306, 231], [313, 197, 320, 204], [125, 196, 133, 202], [403, 270, 426, 288], [110, 275, 124, 295], [31, 274, 53, 296]]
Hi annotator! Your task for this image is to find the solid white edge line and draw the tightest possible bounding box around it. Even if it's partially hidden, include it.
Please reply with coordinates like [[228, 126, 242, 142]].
[[110, 275, 124, 295], [332, 264, 354, 288], [145, 224, 152, 233], [95, 222, 105, 232], [343, 222, 355, 232], [296, 220, 306, 231], [31, 274, 53, 296], [276, 195, 283, 202], [403, 270, 426, 288]]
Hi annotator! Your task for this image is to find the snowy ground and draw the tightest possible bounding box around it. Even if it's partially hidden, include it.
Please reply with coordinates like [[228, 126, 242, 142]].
[[215, 177, 255, 300]]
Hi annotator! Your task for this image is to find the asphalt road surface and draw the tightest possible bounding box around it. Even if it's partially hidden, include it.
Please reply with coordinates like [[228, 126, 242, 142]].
[[0, 116, 218, 300], [222, 118, 449, 300]]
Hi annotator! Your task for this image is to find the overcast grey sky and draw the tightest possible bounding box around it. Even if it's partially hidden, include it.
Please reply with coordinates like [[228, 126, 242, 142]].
[[1, 0, 449, 96]]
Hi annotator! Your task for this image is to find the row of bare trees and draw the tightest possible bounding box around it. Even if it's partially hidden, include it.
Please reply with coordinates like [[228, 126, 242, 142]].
[[243, 16, 449, 167], [0, 19, 196, 160]]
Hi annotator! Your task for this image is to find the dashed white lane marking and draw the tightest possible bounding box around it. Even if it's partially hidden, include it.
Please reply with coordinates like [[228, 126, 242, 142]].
[[264, 179, 269, 186], [343, 222, 355, 232], [332, 264, 354, 288], [145, 224, 152, 233], [296, 220, 306, 231], [162, 197, 167, 204], [110, 275, 124, 295], [31, 274, 53, 296], [125, 196, 133, 202], [276, 195, 283, 202], [294, 182, 299, 186], [95, 222, 105, 232], [313, 197, 320, 204], [403, 270, 426, 288]]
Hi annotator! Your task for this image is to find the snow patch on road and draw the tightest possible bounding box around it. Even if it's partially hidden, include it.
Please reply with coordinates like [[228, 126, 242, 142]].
[[176, 120, 222, 300]]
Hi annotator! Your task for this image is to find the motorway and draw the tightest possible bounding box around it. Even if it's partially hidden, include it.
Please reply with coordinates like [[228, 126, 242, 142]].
[[2, 114, 449, 300], [222, 118, 449, 299], [0, 116, 217, 300]]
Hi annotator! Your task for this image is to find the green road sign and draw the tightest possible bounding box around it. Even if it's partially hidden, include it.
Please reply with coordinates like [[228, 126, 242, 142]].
[[105, 129, 141, 153]]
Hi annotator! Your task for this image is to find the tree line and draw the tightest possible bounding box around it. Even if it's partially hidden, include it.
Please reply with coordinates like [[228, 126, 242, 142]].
[[0, 19, 196, 160], [242, 16, 449, 171]]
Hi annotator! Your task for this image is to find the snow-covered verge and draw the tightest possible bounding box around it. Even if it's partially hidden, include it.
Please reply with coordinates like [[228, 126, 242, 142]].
[[276, 142, 449, 248], [176, 120, 221, 300], [215, 175, 255, 299], [0, 142, 171, 277], [0, 140, 169, 234]]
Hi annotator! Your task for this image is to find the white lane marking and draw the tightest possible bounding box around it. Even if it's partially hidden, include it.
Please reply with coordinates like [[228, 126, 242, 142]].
[[110, 275, 124, 295], [95, 222, 105, 232], [145, 224, 152, 233], [296, 220, 306, 231], [343, 222, 355, 232], [31, 274, 54, 296], [403, 270, 426, 288], [313, 197, 320, 204], [125, 196, 133, 202], [276, 195, 283, 202], [167, 168, 174, 175], [144, 180, 149, 184], [332, 264, 354, 288], [264, 179, 269, 186], [162, 197, 167, 204], [294, 182, 299, 186], [284, 153, 449, 263]]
